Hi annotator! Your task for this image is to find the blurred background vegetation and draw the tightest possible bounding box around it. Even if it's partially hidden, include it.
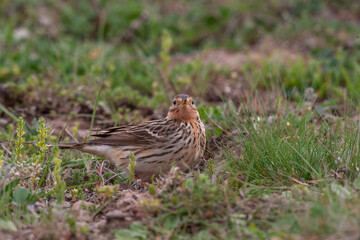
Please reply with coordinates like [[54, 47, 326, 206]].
[[1, 0, 360, 121]]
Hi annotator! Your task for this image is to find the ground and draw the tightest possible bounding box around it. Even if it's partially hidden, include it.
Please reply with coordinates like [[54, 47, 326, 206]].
[[1, 0, 360, 239]]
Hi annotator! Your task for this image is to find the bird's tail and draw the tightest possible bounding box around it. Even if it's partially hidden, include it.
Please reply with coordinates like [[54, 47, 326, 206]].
[[54, 142, 82, 149]]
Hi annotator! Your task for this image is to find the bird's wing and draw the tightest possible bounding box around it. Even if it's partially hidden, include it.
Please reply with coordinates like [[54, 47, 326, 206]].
[[86, 119, 175, 146]]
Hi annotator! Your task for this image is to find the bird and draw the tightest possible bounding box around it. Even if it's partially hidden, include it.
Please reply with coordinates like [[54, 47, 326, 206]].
[[59, 94, 206, 181]]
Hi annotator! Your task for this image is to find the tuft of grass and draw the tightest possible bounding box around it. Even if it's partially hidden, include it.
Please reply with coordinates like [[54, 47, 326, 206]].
[[13, 117, 25, 163], [224, 100, 360, 187], [127, 153, 137, 186], [251, 50, 360, 106], [52, 148, 66, 204]]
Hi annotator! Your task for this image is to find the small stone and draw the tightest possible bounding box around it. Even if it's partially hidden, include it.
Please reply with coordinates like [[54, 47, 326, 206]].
[[72, 200, 93, 212], [14, 28, 30, 40], [62, 201, 71, 208], [90, 219, 107, 229], [125, 217, 132, 221], [105, 210, 126, 219], [65, 192, 72, 201], [77, 209, 92, 222]]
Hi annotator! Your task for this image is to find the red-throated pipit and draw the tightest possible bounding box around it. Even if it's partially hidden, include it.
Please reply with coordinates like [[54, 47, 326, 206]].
[[60, 94, 206, 181]]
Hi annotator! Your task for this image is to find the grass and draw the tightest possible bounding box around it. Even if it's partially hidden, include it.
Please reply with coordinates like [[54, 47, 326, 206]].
[[1, 0, 360, 239], [227, 107, 360, 186]]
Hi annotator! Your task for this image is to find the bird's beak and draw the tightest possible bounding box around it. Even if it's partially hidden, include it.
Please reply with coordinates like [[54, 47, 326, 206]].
[[180, 99, 189, 105]]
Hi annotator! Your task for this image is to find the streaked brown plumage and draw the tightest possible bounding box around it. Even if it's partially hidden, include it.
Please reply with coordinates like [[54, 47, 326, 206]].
[[60, 94, 206, 181]]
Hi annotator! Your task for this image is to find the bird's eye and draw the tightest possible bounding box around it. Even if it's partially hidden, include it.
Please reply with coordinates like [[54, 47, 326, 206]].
[[192, 100, 195, 105], [173, 100, 176, 105]]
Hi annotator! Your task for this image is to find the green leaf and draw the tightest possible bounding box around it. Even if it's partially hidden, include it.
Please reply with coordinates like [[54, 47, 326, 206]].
[[115, 222, 148, 240], [148, 184, 156, 196], [0, 178, 20, 197], [195, 230, 214, 240], [163, 214, 181, 230], [13, 187, 30, 206]]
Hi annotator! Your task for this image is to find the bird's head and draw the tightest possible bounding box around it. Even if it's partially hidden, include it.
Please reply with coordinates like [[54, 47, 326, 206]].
[[167, 94, 200, 121]]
